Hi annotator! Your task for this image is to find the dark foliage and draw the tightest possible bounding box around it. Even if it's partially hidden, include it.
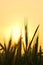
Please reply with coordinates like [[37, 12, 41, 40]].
[[0, 24, 43, 65]]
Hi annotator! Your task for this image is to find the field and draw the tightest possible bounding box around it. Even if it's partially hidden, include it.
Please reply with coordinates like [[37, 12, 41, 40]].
[[0, 24, 43, 65]]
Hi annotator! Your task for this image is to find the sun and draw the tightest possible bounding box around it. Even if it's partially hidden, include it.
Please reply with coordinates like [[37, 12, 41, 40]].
[[12, 26, 20, 42]]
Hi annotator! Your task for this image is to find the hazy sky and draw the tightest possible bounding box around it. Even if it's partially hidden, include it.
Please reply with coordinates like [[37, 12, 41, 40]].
[[0, 0, 43, 48]]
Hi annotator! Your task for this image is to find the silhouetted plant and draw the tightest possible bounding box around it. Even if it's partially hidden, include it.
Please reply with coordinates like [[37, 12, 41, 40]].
[[14, 35, 22, 65], [0, 24, 43, 65], [0, 37, 17, 65], [38, 46, 42, 65], [25, 25, 28, 49], [28, 24, 40, 51]]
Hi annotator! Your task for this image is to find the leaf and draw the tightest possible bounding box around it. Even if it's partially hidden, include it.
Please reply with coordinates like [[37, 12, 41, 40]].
[[25, 25, 28, 49], [4, 43, 6, 51], [28, 24, 40, 51], [8, 38, 12, 51], [0, 43, 5, 50]]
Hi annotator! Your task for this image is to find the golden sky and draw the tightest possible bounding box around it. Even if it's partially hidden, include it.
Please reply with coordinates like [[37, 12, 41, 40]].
[[0, 0, 43, 48]]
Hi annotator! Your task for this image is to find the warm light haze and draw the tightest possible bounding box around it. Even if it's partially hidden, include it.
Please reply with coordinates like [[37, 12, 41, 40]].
[[0, 0, 43, 49]]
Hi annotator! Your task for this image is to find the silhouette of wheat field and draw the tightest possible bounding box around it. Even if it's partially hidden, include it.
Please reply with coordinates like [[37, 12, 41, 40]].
[[0, 24, 43, 65]]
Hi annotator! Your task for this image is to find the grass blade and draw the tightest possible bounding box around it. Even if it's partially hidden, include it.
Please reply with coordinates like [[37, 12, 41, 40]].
[[28, 24, 40, 51]]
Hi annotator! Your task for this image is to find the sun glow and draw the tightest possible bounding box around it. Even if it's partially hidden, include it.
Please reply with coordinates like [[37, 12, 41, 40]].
[[28, 33, 32, 41], [12, 26, 21, 42], [3, 24, 33, 45]]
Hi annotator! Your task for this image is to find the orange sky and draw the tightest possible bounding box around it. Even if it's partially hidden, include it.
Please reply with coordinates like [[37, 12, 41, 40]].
[[0, 0, 43, 48]]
